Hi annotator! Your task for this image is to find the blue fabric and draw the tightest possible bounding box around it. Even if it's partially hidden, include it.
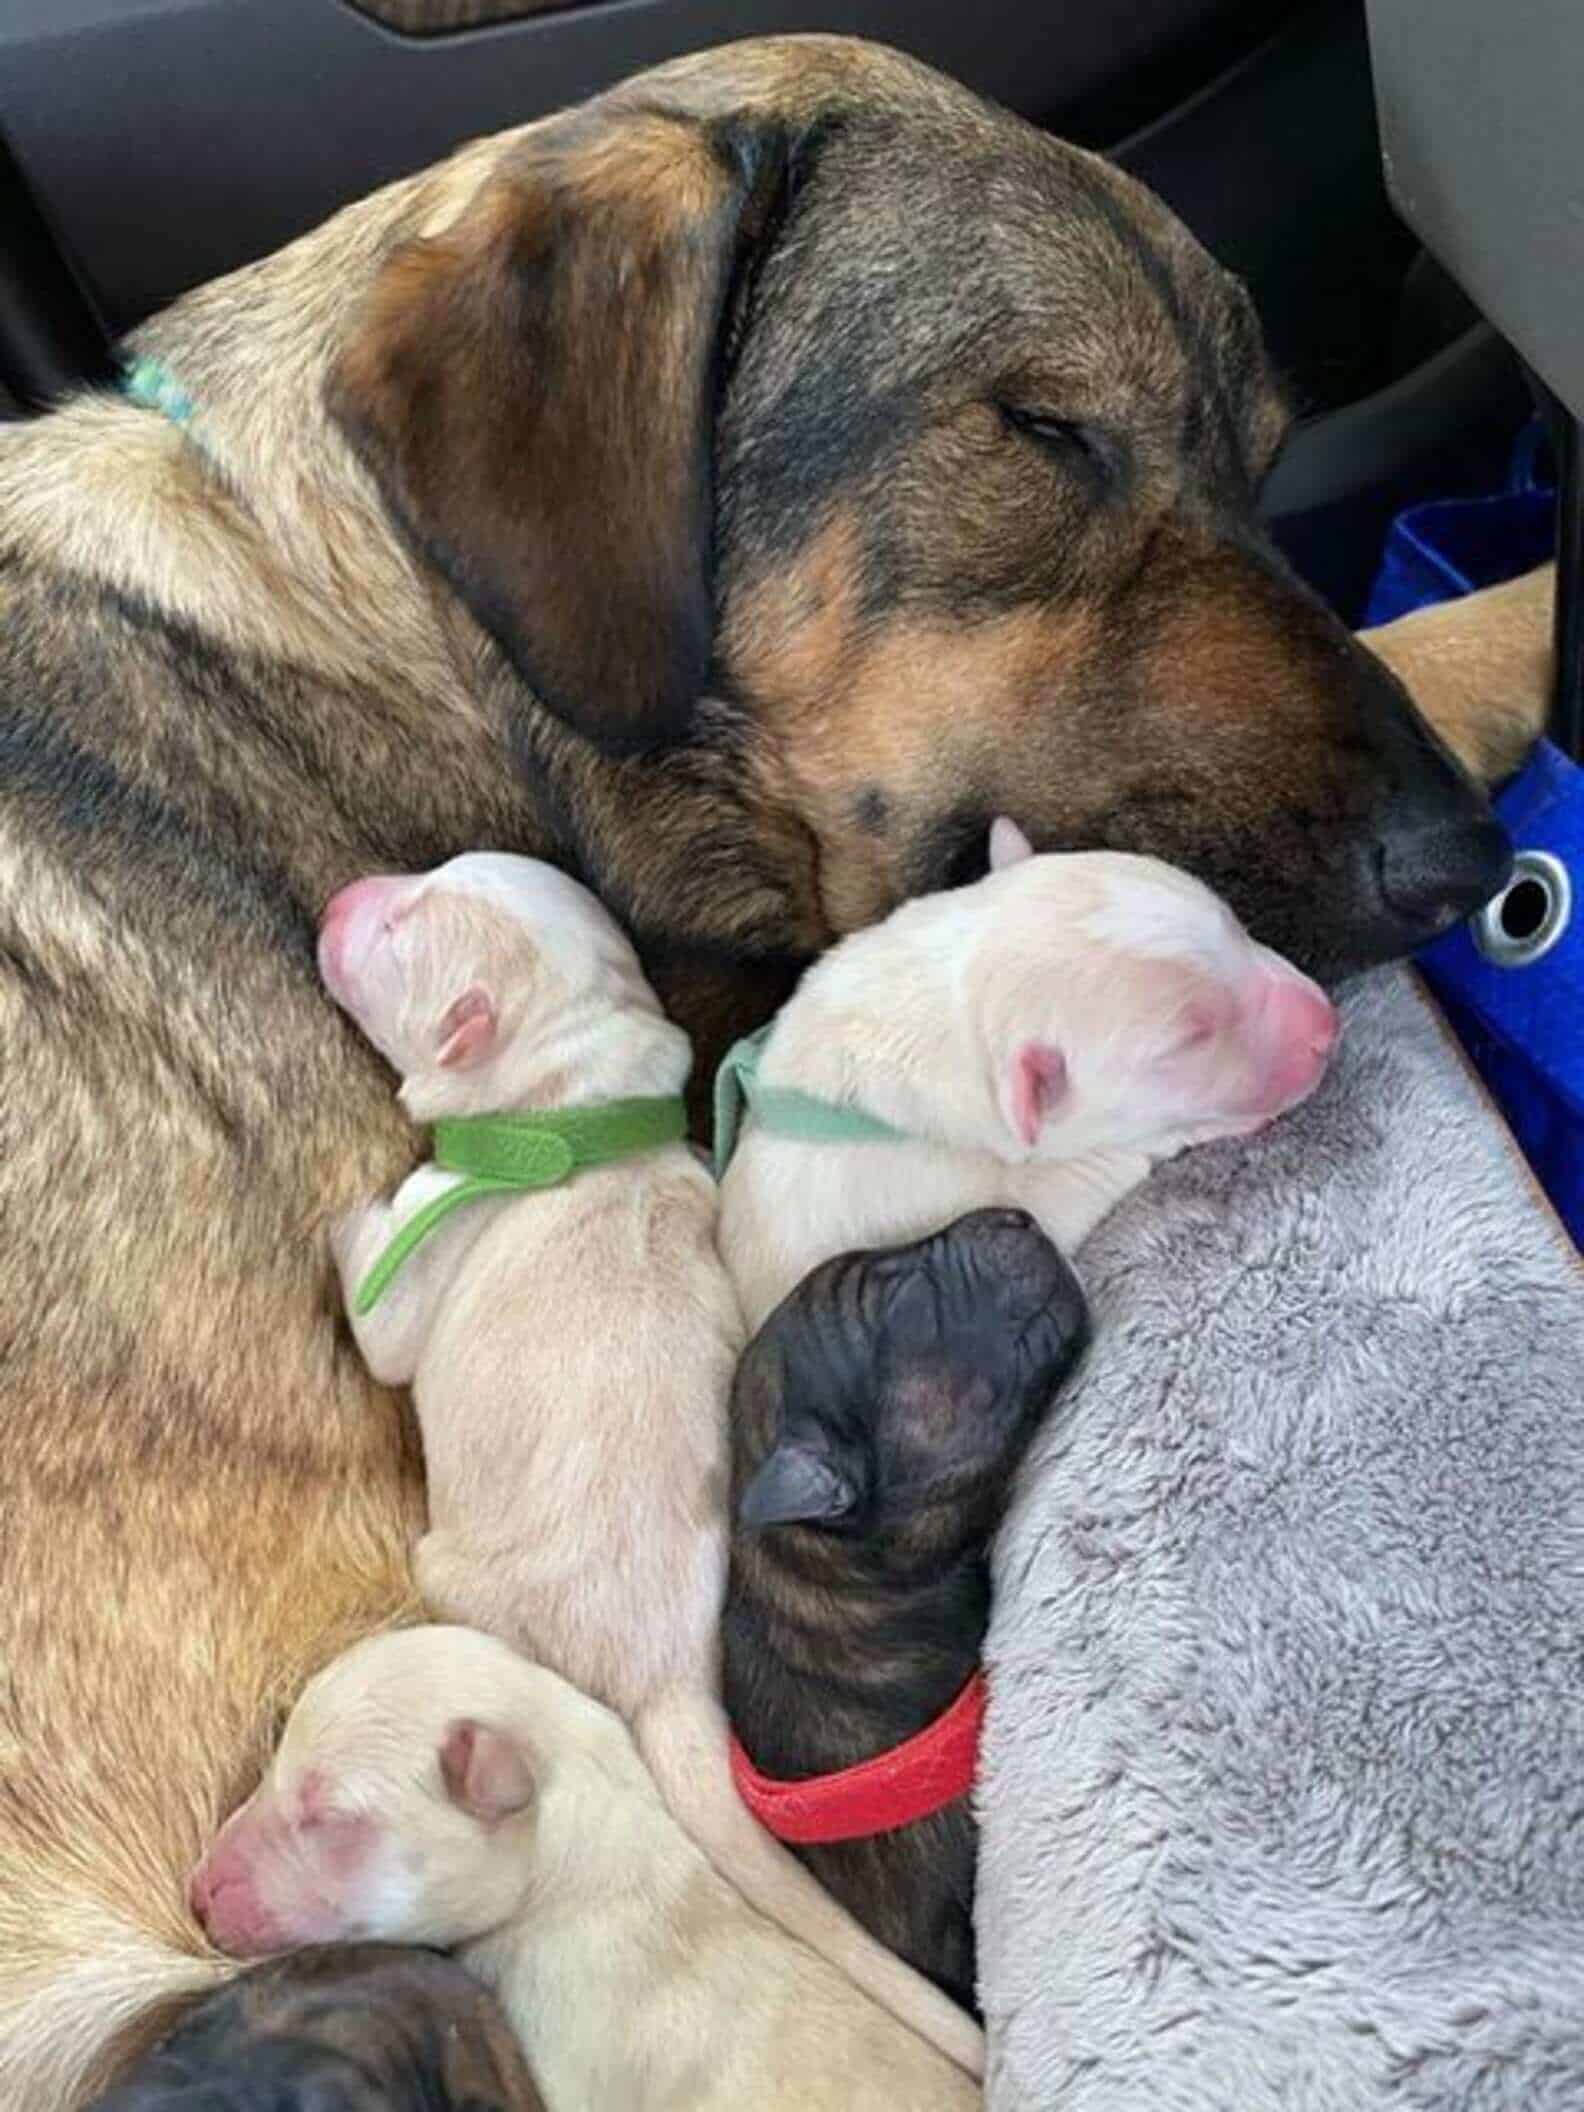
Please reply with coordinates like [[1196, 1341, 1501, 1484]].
[[1363, 488, 1557, 627], [1364, 420, 1555, 627], [1368, 427, 1580, 1248], [1418, 745, 1584, 1248]]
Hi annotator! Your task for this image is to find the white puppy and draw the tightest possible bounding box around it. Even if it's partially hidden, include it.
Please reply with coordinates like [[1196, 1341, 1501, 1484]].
[[718, 822, 1339, 1330], [188, 1627, 977, 2112], [217, 851, 981, 2074]]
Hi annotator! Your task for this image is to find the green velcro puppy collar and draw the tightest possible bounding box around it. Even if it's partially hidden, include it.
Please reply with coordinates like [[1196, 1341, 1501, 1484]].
[[712, 1024, 907, 1180], [354, 1098, 688, 1316]]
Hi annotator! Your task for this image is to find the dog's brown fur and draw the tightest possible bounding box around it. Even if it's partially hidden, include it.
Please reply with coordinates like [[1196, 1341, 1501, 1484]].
[[86, 1946, 544, 2110], [0, 34, 1542, 2105]]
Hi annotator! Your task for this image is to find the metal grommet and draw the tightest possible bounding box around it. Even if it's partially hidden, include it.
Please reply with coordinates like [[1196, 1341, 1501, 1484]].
[[1471, 849, 1572, 967]]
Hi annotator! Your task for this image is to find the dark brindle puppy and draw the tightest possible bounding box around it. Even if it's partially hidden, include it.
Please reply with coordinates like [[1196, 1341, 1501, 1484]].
[[0, 32, 1532, 2106], [724, 1210, 1090, 2015], [85, 1947, 543, 2110]]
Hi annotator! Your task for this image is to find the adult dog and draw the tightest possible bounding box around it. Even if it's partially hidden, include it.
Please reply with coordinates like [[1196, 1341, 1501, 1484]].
[[0, 32, 1529, 2106]]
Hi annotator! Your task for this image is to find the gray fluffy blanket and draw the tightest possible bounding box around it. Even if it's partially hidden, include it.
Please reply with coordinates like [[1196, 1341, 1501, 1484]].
[[980, 966, 1584, 2110]]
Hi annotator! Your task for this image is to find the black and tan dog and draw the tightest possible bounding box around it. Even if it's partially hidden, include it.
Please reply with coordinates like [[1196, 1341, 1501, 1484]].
[[0, 30, 1543, 2105], [84, 1947, 544, 2111], [724, 1210, 1090, 2017]]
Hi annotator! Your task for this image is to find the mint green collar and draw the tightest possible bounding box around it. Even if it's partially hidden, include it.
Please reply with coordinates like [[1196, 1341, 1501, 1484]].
[[122, 355, 195, 427], [712, 1024, 907, 1179], [355, 1097, 687, 1316]]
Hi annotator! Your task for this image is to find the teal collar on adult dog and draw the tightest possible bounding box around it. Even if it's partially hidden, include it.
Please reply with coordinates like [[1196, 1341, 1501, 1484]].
[[121, 356, 195, 427], [712, 1024, 910, 1178]]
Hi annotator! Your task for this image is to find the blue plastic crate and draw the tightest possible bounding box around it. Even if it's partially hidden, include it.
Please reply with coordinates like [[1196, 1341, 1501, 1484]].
[[1418, 744, 1583, 1246], [1368, 435, 1581, 1250]]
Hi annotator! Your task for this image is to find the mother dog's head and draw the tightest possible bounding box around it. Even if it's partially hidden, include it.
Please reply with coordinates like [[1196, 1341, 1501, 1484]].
[[328, 35, 1508, 978]]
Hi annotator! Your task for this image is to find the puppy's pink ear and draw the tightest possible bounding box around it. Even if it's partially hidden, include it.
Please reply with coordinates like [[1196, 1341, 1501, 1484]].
[[439, 1720, 535, 1824], [1007, 1041, 1069, 1148], [988, 817, 1035, 872], [435, 986, 497, 1070]]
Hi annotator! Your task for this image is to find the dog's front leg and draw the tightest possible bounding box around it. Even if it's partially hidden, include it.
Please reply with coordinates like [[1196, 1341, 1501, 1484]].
[[1361, 562, 1554, 788]]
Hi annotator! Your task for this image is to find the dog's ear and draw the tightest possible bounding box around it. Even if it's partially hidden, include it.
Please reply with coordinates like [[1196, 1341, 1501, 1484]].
[[328, 107, 802, 756], [988, 817, 1035, 872], [1002, 1041, 1070, 1148], [738, 1430, 865, 1534], [434, 985, 498, 1071], [438, 1720, 536, 1825]]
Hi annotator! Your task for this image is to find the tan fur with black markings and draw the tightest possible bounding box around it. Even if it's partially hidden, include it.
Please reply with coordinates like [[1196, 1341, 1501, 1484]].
[[90, 1945, 545, 2110], [0, 33, 1538, 2106]]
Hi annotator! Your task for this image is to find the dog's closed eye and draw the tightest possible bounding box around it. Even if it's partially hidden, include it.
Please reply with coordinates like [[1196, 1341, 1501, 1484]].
[[998, 404, 1122, 491]]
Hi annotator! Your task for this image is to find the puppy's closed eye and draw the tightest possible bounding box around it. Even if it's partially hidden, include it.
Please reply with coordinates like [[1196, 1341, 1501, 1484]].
[[293, 1775, 377, 1875], [1156, 1001, 1224, 1065]]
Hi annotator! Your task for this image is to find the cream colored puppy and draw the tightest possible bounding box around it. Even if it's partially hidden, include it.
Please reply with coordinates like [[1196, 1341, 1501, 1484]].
[[189, 1627, 976, 2112], [287, 851, 981, 2075], [718, 822, 1340, 1331]]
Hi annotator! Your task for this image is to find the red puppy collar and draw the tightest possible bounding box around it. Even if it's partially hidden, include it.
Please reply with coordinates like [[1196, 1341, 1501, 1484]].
[[729, 1672, 986, 1844]]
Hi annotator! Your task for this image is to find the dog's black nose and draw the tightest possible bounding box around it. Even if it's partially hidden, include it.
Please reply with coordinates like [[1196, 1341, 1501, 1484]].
[[1378, 811, 1513, 938]]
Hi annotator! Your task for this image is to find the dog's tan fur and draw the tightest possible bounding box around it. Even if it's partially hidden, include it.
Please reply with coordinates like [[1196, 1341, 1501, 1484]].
[[1361, 562, 1556, 788], [195, 1627, 979, 2111], [0, 32, 1543, 2103]]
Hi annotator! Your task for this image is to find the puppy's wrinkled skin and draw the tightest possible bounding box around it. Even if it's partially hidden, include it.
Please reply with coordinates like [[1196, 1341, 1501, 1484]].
[[192, 1628, 978, 2112], [725, 1211, 1090, 2013], [0, 32, 1520, 2102], [301, 852, 981, 2074], [719, 825, 1339, 1332], [85, 1947, 543, 2111]]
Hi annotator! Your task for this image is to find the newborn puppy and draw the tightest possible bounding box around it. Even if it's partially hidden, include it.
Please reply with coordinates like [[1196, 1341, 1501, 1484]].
[[717, 821, 1340, 1331], [723, 1210, 1090, 2016], [186, 1628, 978, 2112], [85, 1945, 543, 2110], [288, 853, 979, 2074]]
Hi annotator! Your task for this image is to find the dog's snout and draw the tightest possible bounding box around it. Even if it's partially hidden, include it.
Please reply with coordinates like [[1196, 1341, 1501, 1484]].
[[1357, 657, 1514, 947], [951, 1206, 1040, 1245], [187, 1860, 213, 1926], [936, 1208, 1046, 1286], [1241, 955, 1340, 1112], [188, 1852, 248, 1949], [930, 1209, 1086, 1338], [188, 1851, 286, 1958], [318, 873, 406, 1000], [1377, 812, 1514, 937]]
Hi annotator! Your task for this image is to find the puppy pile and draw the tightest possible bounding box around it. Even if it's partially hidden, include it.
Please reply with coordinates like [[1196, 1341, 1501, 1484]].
[[188, 831, 1337, 2108]]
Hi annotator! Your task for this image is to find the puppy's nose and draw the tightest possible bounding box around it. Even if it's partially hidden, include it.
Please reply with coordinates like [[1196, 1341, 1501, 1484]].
[[1248, 960, 1340, 1114], [318, 873, 405, 995], [187, 1857, 276, 1957]]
